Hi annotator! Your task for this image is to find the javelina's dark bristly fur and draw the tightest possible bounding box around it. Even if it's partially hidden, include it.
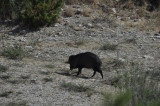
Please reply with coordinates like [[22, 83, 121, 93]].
[[69, 52, 103, 79]]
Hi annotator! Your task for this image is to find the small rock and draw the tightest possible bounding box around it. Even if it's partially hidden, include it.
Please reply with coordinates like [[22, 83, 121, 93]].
[[30, 79, 36, 84], [87, 23, 93, 28], [118, 58, 125, 62], [143, 55, 154, 59], [8, 32, 12, 35], [20, 37, 26, 42], [25, 46, 33, 49], [54, 23, 60, 27], [112, 8, 116, 13]]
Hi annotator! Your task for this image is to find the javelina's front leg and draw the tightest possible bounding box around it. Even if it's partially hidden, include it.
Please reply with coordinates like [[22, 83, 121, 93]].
[[77, 68, 82, 76], [91, 70, 96, 78]]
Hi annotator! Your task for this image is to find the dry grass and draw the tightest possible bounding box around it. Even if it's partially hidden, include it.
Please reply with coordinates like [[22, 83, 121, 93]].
[[82, 8, 91, 17], [100, 43, 118, 51], [60, 81, 93, 92], [65, 0, 78, 5], [43, 77, 53, 82], [64, 7, 74, 17], [65, 0, 103, 5], [6, 101, 28, 106]]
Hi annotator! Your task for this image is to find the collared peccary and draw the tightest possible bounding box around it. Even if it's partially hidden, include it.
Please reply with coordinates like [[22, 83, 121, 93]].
[[68, 52, 103, 79]]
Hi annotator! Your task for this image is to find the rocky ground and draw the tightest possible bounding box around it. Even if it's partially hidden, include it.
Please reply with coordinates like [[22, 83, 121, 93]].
[[0, 3, 160, 106]]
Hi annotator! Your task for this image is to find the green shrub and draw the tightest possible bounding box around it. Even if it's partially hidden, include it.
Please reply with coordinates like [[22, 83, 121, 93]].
[[0, 0, 23, 19], [2, 44, 25, 59], [21, 0, 64, 28]]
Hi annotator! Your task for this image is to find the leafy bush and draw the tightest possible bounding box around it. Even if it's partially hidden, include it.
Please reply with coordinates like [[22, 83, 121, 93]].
[[21, 0, 64, 28], [0, 0, 23, 19], [0, 0, 64, 28]]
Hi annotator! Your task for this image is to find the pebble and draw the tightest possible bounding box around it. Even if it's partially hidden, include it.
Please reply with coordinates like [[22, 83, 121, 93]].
[[20, 37, 26, 42], [143, 55, 154, 59]]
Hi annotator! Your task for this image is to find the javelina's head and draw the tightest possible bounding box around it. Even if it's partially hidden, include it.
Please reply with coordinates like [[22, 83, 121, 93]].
[[69, 55, 76, 70]]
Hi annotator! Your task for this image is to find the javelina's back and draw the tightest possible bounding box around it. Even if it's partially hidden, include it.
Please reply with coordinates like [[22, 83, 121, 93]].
[[76, 52, 102, 68]]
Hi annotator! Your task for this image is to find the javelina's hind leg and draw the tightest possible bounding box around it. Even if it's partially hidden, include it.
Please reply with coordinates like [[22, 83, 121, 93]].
[[91, 68, 97, 78], [91, 71, 96, 78], [99, 70, 103, 79], [97, 68, 103, 79], [77, 68, 82, 76], [92, 68, 103, 79]]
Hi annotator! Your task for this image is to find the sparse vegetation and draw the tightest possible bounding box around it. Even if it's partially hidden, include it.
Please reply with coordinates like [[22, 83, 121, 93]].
[[65, 0, 99, 5], [82, 9, 91, 17], [20, 75, 30, 79], [40, 70, 51, 75], [75, 40, 84, 46], [112, 59, 125, 68], [119, 0, 160, 10], [6, 101, 28, 106], [2, 44, 25, 59], [0, 64, 8, 72], [0, 91, 12, 97], [45, 64, 55, 69], [0, 75, 10, 80], [12, 63, 24, 67], [100, 43, 117, 51], [7, 79, 26, 84], [64, 7, 74, 17], [112, 66, 160, 106], [125, 38, 137, 44], [60, 81, 92, 92], [102, 91, 132, 106], [43, 77, 53, 82]]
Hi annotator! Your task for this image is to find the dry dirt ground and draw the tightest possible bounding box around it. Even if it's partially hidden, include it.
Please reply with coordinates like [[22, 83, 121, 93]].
[[0, 4, 160, 106]]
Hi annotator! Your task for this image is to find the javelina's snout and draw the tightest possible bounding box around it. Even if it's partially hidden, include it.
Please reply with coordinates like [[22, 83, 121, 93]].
[[68, 52, 103, 79]]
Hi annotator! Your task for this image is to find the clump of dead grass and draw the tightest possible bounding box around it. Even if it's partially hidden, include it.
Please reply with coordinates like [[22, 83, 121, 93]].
[[65, 0, 101, 5], [82, 8, 91, 17], [64, 7, 74, 17]]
